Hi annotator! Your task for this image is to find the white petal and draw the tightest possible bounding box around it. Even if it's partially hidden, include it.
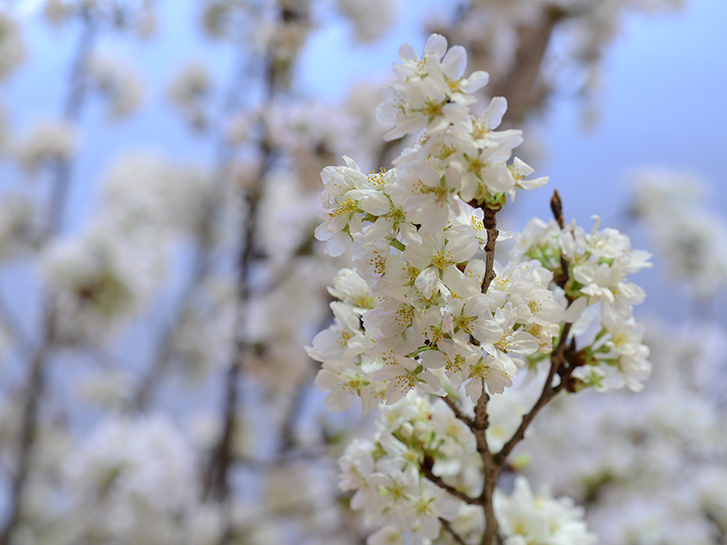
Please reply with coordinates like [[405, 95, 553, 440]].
[[482, 96, 507, 129], [424, 33, 447, 58], [441, 45, 467, 80]]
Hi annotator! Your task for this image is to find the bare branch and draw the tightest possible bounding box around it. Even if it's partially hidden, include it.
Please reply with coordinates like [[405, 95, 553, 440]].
[[0, 13, 97, 543], [469, 388, 500, 545], [132, 40, 254, 412]]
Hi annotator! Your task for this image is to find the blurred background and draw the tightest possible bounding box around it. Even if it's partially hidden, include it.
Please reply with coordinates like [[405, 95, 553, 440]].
[[0, 0, 725, 544]]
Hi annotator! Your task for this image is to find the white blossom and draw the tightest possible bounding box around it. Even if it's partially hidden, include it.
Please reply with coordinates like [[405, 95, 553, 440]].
[[87, 53, 144, 119], [0, 193, 38, 260], [336, 0, 397, 43], [630, 169, 727, 297], [14, 119, 78, 173], [494, 476, 596, 545], [0, 13, 25, 82]]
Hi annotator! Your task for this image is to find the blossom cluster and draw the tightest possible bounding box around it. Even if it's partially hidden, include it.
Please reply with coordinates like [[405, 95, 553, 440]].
[[38, 152, 218, 345], [0, 12, 24, 82], [494, 476, 596, 545], [308, 34, 651, 419], [514, 216, 652, 391], [338, 394, 465, 544], [339, 390, 595, 545], [308, 35, 553, 410]]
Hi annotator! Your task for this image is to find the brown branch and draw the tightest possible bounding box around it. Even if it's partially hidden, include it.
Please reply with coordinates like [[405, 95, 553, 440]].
[[202, 176, 263, 501], [131, 37, 253, 412], [0, 342, 48, 545], [203, 43, 281, 503], [491, 7, 566, 124], [494, 321, 572, 466], [422, 456, 484, 507], [441, 388, 499, 545], [480, 463, 499, 545], [275, 354, 321, 455], [470, 388, 499, 545], [466, 189, 580, 543], [0, 13, 96, 543], [46, 9, 96, 238], [481, 205, 499, 294], [441, 518, 468, 545], [442, 395, 475, 431], [0, 290, 32, 355]]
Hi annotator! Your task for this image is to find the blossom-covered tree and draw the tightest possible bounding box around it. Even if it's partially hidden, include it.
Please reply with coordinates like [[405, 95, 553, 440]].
[[0, 1, 725, 545]]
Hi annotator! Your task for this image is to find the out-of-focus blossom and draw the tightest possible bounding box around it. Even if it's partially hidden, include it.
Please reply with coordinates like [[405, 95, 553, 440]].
[[43, 0, 71, 25], [494, 476, 596, 545], [336, 0, 398, 43], [101, 151, 216, 238], [630, 169, 727, 298], [14, 119, 77, 173], [0, 13, 25, 82], [40, 228, 160, 344], [168, 61, 212, 131], [62, 414, 197, 543], [0, 193, 38, 260], [88, 53, 144, 120]]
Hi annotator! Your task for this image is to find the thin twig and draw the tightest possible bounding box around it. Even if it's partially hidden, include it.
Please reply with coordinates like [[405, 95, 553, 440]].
[[472, 388, 499, 545], [442, 395, 475, 430], [494, 184, 574, 463], [46, 8, 96, 237], [202, 172, 264, 501], [441, 518, 468, 545], [276, 357, 318, 455], [494, 322, 571, 465], [202, 34, 283, 504], [421, 456, 484, 507], [0, 13, 96, 543], [481, 205, 499, 294], [131, 41, 252, 412], [0, 290, 32, 356]]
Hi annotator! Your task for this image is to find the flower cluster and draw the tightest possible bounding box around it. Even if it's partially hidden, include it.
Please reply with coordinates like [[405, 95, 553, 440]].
[[340, 390, 596, 545], [62, 414, 198, 544], [494, 476, 596, 545], [0, 193, 38, 261], [335, 0, 397, 43], [87, 53, 145, 120], [0, 12, 25, 82], [168, 61, 212, 130], [14, 119, 78, 174], [514, 216, 652, 391], [308, 34, 650, 417], [308, 34, 559, 412], [307, 33, 655, 545], [522, 319, 727, 545], [338, 393, 466, 544]]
